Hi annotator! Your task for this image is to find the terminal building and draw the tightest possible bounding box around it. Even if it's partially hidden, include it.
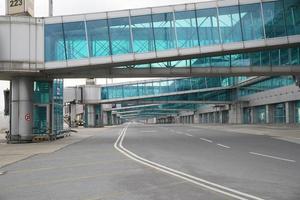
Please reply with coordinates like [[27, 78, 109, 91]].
[[1, 0, 300, 142], [64, 76, 300, 126]]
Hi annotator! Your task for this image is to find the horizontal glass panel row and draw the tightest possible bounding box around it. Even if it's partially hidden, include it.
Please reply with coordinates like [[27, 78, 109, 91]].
[[239, 76, 294, 96], [45, 0, 300, 62], [101, 77, 236, 100], [122, 46, 300, 68]]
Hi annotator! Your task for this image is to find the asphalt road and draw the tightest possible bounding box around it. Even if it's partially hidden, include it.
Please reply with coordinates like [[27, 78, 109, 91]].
[[0, 123, 299, 200]]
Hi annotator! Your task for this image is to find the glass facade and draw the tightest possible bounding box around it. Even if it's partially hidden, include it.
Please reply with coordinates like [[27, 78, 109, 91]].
[[273, 103, 286, 123], [239, 76, 294, 97], [255, 106, 266, 124], [45, 0, 300, 62], [86, 20, 110, 57], [116, 46, 300, 69], [296, 101, 300, 123], [33, 80, 64, 135], [101, 77, 235, 100]]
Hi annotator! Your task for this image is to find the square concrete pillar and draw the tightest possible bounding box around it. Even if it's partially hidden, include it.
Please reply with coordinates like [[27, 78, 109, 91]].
[[285, 102, 295, 124], [266, 104, 274, 124]]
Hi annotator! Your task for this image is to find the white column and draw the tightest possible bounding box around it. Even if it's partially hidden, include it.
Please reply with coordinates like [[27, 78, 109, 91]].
[[11, 78, 33, 141]]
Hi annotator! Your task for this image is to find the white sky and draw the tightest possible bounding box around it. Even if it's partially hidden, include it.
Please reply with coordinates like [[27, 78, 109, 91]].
[[0, 0, 206, 110]]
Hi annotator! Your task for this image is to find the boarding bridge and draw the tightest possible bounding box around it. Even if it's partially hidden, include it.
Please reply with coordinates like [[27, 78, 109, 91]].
[[1, 0, 300, 141]]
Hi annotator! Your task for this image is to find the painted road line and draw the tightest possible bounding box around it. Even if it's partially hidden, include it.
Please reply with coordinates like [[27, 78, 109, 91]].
[[199, 138, 213, 143], [114, 125, 264, 200], [141, 130, 157, 133], [0, 171, 5, 175], [249, 152, 296, 163], [185, 133, 193, 137], [217, 144, 231, 149]]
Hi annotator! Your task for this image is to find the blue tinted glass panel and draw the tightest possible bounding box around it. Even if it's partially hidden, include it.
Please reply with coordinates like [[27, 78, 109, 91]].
[[175, 10, 199, 48], [63, 21, 88, 60], [45, 23, 66, 62], [218, 6, 243, 43], [262, 0, 286, 38], [86, 19, 111, 57], [284, 0, 300, 35], [240, 3, 264, 40], [108, 17, 132, 55], [131, 15, 155, 53], [152, 13, 176, 51], [196, 8, 220, 46]]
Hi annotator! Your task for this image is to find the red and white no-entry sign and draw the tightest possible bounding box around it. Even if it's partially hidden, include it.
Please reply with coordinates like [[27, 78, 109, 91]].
[[25, 113, 31, 121]]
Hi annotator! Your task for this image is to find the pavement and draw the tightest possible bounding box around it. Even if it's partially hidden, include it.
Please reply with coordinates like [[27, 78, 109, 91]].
[[0, 124, 299, 200]]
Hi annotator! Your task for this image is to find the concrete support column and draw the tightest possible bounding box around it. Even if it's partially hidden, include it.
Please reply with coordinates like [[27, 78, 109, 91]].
[[11, 77, 34, 141], [285, 102, 295, 124], [266, 105, 274, 124], [86, 104, 95, 127], [229, 103, 243, 124], [70, 103, 77, 127], [219, 111, 223, 124]]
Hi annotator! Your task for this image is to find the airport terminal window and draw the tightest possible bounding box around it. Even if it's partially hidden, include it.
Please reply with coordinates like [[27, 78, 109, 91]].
[[152, 13, 176, 51], [175, 10, 199, 48], [86, 19, 111, 57], [284, 0, 300, 35], [108, 17, 132, 55], [196, 8, 220, 46], [274, 103, 286, 123], [45, 23, 66, 62], [218, 6, 243, 43], [239, 3, 264, 41], [255, 106, 266, 124], [296, 101, 300, 123], [63, 21, 88, 60], [262, 0, 287, 38], [131, 15, 155, 53]]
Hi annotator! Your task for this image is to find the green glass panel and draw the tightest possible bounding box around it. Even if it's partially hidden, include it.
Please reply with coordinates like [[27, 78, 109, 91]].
[[255, 105, 266, 124], [45, 23, 66, 62], [33, 106, 47, 134], [240, 3, 264, 40], [262, 0, 286, 38], [284, 0, 300, 35], [63, 21, 88, 60], [218, 6, 243, 43], [152, 13, 176, 51], [86, 19, 111, 57], [131, 15, 155, 53], [274, 103, 286, 123], [196, 8, 220, 46], [296, 101, 300, 123], [175, 10, 199, 48], [108, 17, 132, 55]]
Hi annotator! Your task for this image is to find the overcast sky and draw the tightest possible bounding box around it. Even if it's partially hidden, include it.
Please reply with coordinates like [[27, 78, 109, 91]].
[[0, 0, 206, 110]]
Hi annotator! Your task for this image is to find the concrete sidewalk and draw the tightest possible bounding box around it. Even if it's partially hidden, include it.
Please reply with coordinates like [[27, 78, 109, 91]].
[[0, 127, 106, 168]]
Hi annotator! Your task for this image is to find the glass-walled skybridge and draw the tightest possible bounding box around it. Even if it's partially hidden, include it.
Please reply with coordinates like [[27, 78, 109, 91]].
[[44, 0, 300, 77]]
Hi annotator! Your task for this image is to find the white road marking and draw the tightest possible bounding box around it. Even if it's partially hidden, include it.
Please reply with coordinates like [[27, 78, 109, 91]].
[[199, 138, 213, 143], [0, 171, 5, 175], [217, 144, 231, 149], [141, 130, 157, 133], [185, 133, 193, 137], [114, 125, 264, 200], [249, 152, 296, 163]]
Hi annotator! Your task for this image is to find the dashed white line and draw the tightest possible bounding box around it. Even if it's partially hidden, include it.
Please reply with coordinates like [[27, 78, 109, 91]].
[[185, 133, 193, 137], [141, 130, 157, 133], [115, 125, 264, 200], [249, 152, 296, 163], [217, 144, 231, 149], [199, 138, 213, 143]]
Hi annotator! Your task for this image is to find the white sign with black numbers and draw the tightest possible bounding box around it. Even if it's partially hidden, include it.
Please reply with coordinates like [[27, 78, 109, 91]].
[[7, 0, 25, 15]]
